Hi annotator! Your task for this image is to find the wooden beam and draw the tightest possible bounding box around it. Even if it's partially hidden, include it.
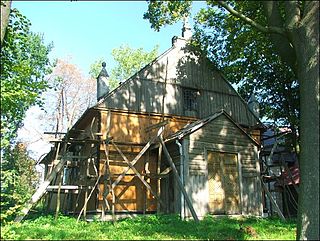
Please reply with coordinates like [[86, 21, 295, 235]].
[[112, 141, 165, 208], [157, 143, 163, 213], [111, 127, 164, 189], [259, 175, 286, 220], [160, 167, 172, 176], [102, 136, 116, 223], [145, 120, 169, 132], [47, 185, 93, 190], [159, 136, 199, 222], [14, 152, 68, 222]]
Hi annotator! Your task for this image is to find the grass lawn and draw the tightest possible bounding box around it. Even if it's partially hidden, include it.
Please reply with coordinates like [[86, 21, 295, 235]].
[[1, 213, 296, 240]]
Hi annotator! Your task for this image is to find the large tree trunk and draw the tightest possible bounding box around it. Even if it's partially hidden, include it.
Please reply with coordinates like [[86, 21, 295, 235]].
[[293, 2, 319, 240], [0, 0, 12, 44]]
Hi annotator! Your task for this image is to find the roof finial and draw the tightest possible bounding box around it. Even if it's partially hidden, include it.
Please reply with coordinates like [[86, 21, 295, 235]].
[[182, 15, 192, 40], [97, 61, 109, 101]]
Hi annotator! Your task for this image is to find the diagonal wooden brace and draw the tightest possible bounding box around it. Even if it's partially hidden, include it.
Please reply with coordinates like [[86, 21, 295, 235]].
[[111, 141, 165, 208], [111, 127, 164, 189], [159, 136, 199, 222]]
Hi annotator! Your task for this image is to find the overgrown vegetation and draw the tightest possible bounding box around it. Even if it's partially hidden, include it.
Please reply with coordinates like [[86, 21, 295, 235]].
[[0, 7, 52, 224], [0, 143, 40, 223], [1, 214, 296, 240]]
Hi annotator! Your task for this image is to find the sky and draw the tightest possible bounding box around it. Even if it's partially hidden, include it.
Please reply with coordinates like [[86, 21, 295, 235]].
[[13, 1, 206, 160], [13, 1, 205, 76]]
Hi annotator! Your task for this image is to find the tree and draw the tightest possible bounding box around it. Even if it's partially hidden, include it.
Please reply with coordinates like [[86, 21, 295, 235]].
[[0, 8, 52, 151], [144, 1, 319, 239], [0, 0, 12, 44], [193, 2, 299, 131], [0, 142, 40, 223], [44, 58, 96, 133], [90, 45, 159, 91]]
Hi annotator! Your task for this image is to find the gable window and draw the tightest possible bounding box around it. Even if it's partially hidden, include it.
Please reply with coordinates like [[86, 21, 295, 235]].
[[183, 88, 199, 114]]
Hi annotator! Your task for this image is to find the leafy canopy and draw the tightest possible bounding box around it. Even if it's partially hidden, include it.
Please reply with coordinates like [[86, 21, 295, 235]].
[[90, 44, 159, 91], [144, 1, 299, 131], [0, 8, 53, 149], [0, 143, 40, 223]]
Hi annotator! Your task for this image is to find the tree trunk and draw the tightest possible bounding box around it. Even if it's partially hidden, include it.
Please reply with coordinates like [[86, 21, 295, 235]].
[[0, 0, 12, 44], [293, 2, 319, 240]]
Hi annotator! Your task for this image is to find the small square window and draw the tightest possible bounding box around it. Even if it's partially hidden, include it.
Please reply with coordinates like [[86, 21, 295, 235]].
[[183, 88, 198, 111]]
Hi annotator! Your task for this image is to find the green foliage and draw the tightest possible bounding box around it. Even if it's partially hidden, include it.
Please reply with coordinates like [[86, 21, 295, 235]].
[[0, 143, 40, 223], [0, 8, 53, 149], [193, 1, 299, 130], [144, 1, 299, 131], [0, 214, 296, 240], [111, 44, 159, 82], [90, 45, 159, 91], [143, 1, 192, 31]]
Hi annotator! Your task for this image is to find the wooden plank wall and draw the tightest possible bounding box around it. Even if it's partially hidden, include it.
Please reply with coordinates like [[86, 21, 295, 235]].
[[98, 44, 259, 127], [183, 114, 262, 218], [96, 110, 196, 213]]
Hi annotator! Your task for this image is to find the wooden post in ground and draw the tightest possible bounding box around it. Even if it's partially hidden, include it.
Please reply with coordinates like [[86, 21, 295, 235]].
[[159, 136, 199, 223], [55, 170, 64, 220], [259, 175, 286, 220], [84, 189, 88, 220], [157, 144, 163, 213]]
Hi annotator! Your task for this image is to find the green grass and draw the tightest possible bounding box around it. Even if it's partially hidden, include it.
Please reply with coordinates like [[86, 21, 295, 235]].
[[1, 214, 296, 240]]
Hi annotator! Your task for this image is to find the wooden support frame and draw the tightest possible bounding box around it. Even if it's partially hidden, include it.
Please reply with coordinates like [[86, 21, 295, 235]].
[[102, 137, 116, 222], [111, 141, 165, 208], [14, 142, 70, 222], [76, 139, 111, 222], [159, 136, 199, 222], [259, 175, 286, 220], [110, 127, 164, 189]]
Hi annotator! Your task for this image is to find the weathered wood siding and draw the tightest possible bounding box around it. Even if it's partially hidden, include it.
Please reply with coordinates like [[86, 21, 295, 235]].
[[98, 43, 259, 127], [182, 114, 262, 218], [97, 110, 196, 213]]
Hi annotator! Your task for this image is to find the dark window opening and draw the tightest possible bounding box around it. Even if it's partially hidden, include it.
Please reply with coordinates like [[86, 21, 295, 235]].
[[183, 88, 198, 112]]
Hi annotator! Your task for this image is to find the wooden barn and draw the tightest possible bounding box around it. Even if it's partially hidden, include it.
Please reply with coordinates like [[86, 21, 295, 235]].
[[16, 21, 264, 222]]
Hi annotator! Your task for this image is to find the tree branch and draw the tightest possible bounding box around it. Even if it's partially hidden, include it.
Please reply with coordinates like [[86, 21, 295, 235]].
[[284, 1, 301, 29], [300, 1, 319, 28], [216, 0, 286, 36], [263, 1, 297, 75]]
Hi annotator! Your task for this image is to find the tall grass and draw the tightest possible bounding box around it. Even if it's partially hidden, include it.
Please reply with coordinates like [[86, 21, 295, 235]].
[[1, 213, 296, 240]]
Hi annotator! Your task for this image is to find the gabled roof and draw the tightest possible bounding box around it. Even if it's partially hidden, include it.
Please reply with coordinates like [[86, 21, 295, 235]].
[[165, 109, 260, 146], [95, 45, 175, 107]]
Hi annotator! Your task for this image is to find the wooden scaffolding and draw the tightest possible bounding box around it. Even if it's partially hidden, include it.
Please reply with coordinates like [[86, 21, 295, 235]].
[[15, 109, 199, 223], [259, 129, 299, 220]]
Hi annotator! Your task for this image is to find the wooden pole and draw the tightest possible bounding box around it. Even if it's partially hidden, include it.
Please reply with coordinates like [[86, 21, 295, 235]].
[[55, 170, 63, 220], [157, 144, 163, 213], [102, 140, 116, 223], [259, 176, 286, 220], [84, 189, 88, 220], [159, 136, 199, 222]]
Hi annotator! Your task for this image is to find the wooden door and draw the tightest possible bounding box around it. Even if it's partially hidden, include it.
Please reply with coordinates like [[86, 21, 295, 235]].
[[207, 151, 240, 214]]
